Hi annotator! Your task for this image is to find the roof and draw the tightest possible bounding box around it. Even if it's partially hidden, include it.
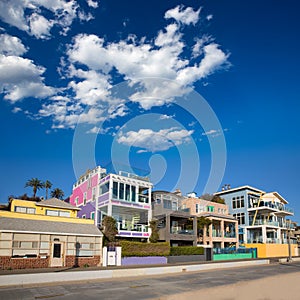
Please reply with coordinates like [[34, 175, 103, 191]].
[[197, 213, 237, 221], [0, 217, 102, 236], [214, 185, 265, 196], [262, 192, 288, 204], [35, 198, 80, 210]]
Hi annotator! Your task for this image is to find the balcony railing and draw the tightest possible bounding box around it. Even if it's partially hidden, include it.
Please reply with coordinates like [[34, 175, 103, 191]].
[[251, 220, 279, 227], [117, 222, 148, 233], [224, 232, 237, 238], [170, 227, 194, 235], [249, 202, 294, 214]]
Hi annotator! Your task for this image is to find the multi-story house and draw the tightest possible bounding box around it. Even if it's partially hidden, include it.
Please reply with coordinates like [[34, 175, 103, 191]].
[[70, 166, 153, 240], [152, 190, 197, 246], [0, 198, 103, 269], [181, 197, 239, 248], [214, 185, 294, 244]]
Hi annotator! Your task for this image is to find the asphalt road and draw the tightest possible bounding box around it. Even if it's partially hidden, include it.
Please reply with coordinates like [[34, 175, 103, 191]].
[[1, 262, 300, 300]]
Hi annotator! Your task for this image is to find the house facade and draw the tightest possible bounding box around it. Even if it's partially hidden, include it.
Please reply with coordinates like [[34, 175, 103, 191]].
[[0, 198, 103, 269], [152, 191, 197, 246], [70, 166, 153, 240], [182, 197, 239, 248], [214, 185, 298, 257]]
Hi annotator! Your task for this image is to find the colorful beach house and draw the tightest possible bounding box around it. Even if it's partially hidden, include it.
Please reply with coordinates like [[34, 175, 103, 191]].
[[70, 166, 153, 240], [0, 198, 103, 269], [214, 185, 298, 257]]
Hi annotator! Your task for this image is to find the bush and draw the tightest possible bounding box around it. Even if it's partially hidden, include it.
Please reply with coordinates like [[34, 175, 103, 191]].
[[120, 241, 170, 257], [170, 246, 204, 256]]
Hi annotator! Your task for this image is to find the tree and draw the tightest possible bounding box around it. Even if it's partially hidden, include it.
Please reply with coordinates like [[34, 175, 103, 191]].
[[25, 178, 44, 198], [149, 219, 159, 243], [101, 216, 118, 245], [51, 188, 64, 200], [211, 195, 225, 204], [44, 180, 52, 199], [197, 216, 212, 237]]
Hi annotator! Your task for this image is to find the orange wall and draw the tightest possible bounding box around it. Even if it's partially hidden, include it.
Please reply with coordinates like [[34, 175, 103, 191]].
[[246, 243, 298, 258]]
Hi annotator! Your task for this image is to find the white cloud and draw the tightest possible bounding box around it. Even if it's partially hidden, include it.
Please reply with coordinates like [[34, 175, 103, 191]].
[[165, 5, 201, 25], [159, 114, 175, 120], [202, 128, 228, 138], [12, 107, 22, 113], [117, 127, 194, 152], [28, 13, 53, 39], [207, 14, 213, 21], [0, 0, 97, 39], [66, 6, 229, 110], [0, 34, 27, 56], [0, 55, 55, 102], [87, 0, 99, 8]]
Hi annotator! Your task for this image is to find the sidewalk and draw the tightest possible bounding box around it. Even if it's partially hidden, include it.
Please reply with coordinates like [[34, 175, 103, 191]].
[[0, 259, 270, 287]]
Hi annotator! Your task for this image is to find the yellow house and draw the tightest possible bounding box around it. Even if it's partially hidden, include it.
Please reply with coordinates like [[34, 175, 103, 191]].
[[0, 198, 103, 270]]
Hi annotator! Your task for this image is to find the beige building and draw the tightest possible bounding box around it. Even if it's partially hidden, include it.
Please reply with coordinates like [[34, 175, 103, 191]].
[[182, 197, 239, 248]]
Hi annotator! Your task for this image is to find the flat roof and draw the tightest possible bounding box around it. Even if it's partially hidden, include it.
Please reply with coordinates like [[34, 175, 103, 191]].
[[214, 185, 265, 196]]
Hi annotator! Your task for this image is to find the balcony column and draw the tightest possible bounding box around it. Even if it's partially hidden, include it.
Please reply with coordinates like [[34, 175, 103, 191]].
[[262, 226, 267, 243], [193, 216, 197, 246], [148, 186, 152, 221], [221, 220, 225, 248], [209, 222, 213, 247], [166, 215, 171, 243]]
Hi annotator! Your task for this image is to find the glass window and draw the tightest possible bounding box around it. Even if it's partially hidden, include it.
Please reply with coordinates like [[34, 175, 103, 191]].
[[131, 186, 136, 202], [119, 183, 124, 200], [59, 211, 70, 217], [46, 210, 59, 216], [125, 184, 130, 201], [163, 200, 172, 209], [91, 212, 95, 220], [172, 201, 177, 210], [99, 182, 109, 195], [113, 181, 118, 199]]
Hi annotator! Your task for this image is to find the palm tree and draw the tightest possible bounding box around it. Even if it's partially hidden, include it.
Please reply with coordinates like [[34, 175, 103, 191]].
[[44, 180, 52, 199], [51, 188, 64, 200], [25, 178, 44, 198]]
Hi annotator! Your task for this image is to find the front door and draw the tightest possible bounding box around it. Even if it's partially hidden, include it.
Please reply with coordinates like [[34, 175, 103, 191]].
[[51, 242, 63, 267]]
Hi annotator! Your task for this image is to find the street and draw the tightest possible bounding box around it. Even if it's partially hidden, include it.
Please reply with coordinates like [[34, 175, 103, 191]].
[[0, 262, 300, 299]]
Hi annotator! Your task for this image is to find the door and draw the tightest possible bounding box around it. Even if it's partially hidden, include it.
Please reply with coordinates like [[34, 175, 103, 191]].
[[51, 242, 63, 267]]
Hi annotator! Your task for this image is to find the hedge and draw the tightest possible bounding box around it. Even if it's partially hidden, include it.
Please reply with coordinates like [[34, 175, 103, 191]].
[[120, 241, 170, 257], [170, 246, 204, 256]]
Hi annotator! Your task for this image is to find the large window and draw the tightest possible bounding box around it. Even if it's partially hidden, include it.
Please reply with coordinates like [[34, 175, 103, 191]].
[[15, 206, 36, 214], [131, 186, 136, 202], [233, 213, 245, 225], [46, 210, 70, 217], [125, 184, 130, 201], [232, 196, 245, 209], [113, 181, 118, 199], [119, 183, 125, 200], [163, 199, 172, 209], [207, 205, 214, 212], [99, 182, 109, 195]]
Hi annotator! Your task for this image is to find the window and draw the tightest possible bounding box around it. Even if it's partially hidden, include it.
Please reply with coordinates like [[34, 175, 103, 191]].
[[46, 210, 70, 217], [172, 201, 177, 211], [113, 181, 118, 199], [233, 213, 245, 225], [119, 183, 124, 200], [125, 184, 130, 201], [131, 186, 136, 202], [99, 182, 109, 195], [232, 196, 245, 209], [75, 197, 79, 206], [207, 206, 214, 212], [156, 198, 161, 204], [15, 206, 36, 214], [92, 187, 96, 201], [83, 192, 87, 205], [91, 212, 95, 220], [163, 200, 172, 209], [82, 215, 86, 219]]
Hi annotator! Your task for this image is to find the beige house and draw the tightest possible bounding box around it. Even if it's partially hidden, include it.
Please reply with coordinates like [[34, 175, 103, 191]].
[[182, 197, 239, 248]]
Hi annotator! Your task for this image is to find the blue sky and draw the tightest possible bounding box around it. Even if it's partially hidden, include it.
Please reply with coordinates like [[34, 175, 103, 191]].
[[0, 1, 299, 221]]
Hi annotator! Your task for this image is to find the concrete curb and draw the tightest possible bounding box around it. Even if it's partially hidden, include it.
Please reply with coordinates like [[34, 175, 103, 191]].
[[0, 259, 269, 287]]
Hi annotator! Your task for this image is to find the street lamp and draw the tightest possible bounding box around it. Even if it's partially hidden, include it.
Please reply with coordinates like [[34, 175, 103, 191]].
[[287, 219, 292, 263]]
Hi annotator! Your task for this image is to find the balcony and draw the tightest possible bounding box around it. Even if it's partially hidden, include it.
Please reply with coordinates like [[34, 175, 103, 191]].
[[224, 232, 237, 238], [117, 222, 149, 238], [250, 220, 279, 227], [248, 201, 293, 215], [171, 227, 194, 235]]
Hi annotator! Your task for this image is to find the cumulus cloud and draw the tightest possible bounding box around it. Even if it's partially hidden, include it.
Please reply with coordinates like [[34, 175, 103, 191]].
[[164, 5, 201, 25], [65, 4, 229, 111], [0, 34, 27, 56], [0, 0, 97, 39], [0, 55, 55, 102], [117, 127, 194, 152]]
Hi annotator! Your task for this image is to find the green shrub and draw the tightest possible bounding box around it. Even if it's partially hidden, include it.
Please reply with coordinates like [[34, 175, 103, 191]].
[[170, 246, 204, 256], [120, 240, 170, 257]]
